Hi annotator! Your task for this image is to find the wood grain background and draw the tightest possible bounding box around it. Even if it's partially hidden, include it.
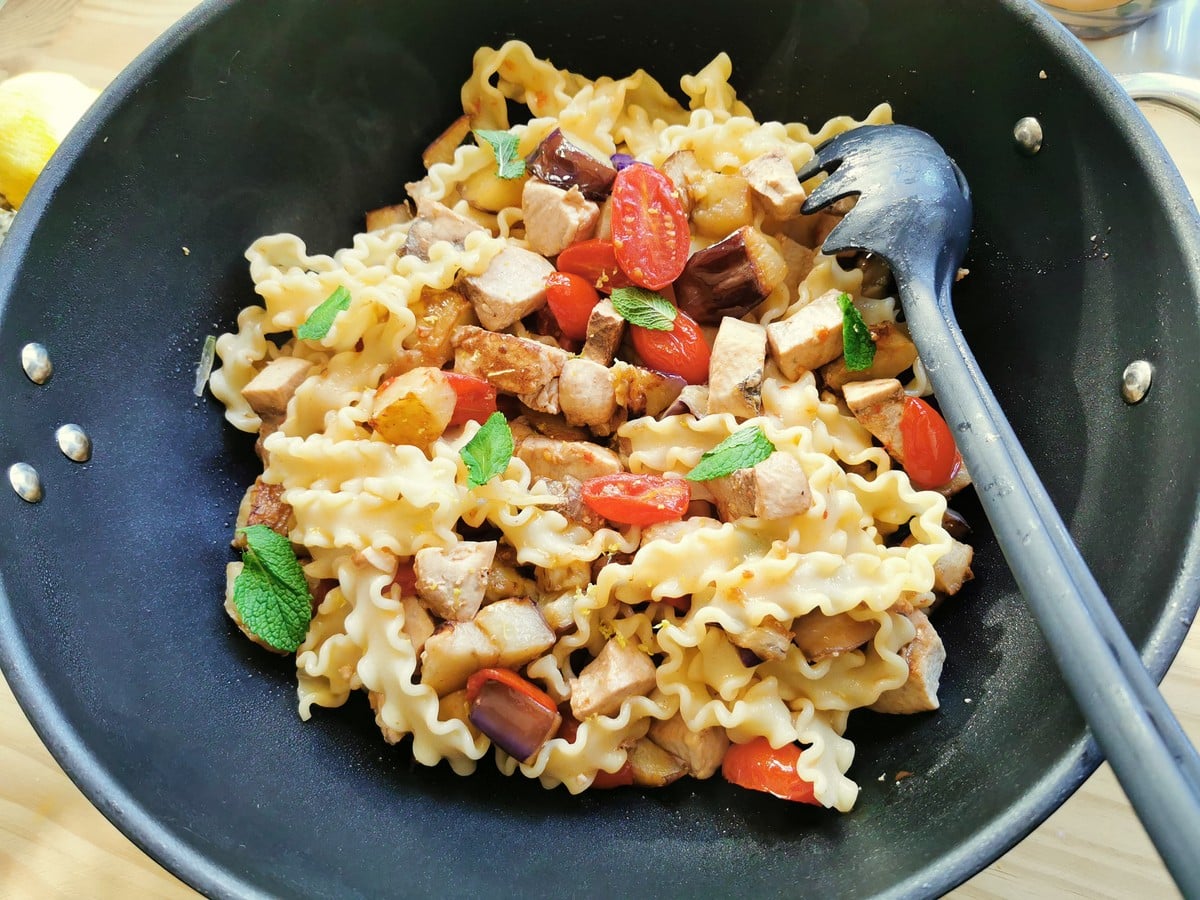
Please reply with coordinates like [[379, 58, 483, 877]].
[[0, 2, 1195, 897]]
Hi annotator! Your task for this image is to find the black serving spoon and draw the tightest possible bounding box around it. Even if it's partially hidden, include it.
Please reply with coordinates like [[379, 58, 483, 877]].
[[797, 124, 1200, 893]]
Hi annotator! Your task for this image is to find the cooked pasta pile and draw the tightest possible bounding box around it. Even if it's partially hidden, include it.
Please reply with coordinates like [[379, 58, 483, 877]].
[[209, 42, 974, 810]]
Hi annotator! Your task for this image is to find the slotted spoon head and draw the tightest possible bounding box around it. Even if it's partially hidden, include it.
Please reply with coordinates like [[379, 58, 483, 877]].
[[797, 124, 973, 295]]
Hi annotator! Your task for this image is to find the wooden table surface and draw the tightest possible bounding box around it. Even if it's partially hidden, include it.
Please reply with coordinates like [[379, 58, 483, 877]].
[[1, 2, 1197, 897]]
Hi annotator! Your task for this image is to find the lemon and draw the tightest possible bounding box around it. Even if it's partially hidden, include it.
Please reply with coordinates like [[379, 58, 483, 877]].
[[0, 72, 98, 209]]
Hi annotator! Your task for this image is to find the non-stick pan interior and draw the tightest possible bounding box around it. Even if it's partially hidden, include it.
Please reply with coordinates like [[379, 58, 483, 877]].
[[1, 1, 1198, 897]]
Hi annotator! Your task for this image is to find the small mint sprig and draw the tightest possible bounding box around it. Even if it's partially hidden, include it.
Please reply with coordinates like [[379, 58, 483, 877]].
[[460, 412, 514, 488], [233, 524, 313, 653], [610, 287, 677, 331], [474, 130, 526, 179], [837, 292, 876, 371], [685, 425, 775, 482], [297, 285, 352, 341]]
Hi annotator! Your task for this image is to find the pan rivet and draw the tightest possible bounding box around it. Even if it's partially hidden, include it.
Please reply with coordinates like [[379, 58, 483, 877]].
[[55, 424, 92, 463], [1121, 360, 1153, 404], [20, 342, 52, 384], [8, 463, 43, 503], [1013, 117, 1043, 155]]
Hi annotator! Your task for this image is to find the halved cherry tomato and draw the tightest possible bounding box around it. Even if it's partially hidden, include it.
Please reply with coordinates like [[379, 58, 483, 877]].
[[721, 737, 820, 804], [629, 309, 711, 385], [390, 561, 417, 596], [545, 271, 600, 341], [899, 396, 962, 490], [555, 238, 633, 294], [443, 372, 498, 426], [610, 164, 690, 290], [580, 473, 691, 527], [591, 760, 636, 789]]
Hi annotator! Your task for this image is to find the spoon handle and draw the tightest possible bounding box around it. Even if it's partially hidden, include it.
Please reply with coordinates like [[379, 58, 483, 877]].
[[901, 274, 1200, 894]]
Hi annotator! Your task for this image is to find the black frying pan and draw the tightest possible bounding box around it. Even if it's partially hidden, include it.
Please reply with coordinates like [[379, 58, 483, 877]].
[[1, 1, 1198, 896]]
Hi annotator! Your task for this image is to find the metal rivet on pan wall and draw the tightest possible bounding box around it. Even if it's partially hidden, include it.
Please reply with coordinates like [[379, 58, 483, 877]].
[[1013, 117, 1043, 155], [20, 342, 52, 384], [8, 463, 43, 503], [1121, 360, 1153, 404], [55, 424, 92, 463]]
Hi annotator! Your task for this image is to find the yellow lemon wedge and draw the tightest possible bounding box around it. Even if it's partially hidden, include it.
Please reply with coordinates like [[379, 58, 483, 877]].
[[0, 72, 98, 209]]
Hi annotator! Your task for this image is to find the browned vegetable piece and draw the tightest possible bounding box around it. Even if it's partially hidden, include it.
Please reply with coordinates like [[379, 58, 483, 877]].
[[707, 318, 767, 419], [707, 452, 811, 522], [467, 673, 563, 763], [452, 325, 570, 414], [739, 149, 807, 219], [231, 478, 293, 549], [402, 198, 486, 261], [422, 114, 472, 169], [792, 611, 879, 662], [420, 621, 499, 694], [525, 129, 618, 201], [580, 298, 626, 366], [388, 287, 475, 377], [365, 202, 413, 232], [690, 172, 755, 239], [627, 737, 689, 787], [819, 321, 918, 391], [612, 362, 686, 418], [942, 508, 971, 541], [675, 226, 787, 325], [568, 638, 657, 720], [661, 149, 702, 215], [371, 367, 456, 447]]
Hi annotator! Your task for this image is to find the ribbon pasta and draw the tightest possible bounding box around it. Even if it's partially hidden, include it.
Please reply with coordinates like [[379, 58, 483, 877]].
[[211, 41, 968, 812]]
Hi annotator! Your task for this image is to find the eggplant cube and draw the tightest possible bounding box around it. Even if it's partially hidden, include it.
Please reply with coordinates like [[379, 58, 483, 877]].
[[419, 621, 500, 695]]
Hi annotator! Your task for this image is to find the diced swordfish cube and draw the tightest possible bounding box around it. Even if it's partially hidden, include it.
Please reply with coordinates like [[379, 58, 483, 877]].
[[706, 451, 812, 522], [452, 325, 570, 414], [521, 178, 600, 257], [739, 149, 807, 219], [765, 289, 846, 379], [869, 610, 946, 714], [413, 540, 498, 622], [706, 317, 767, 419], [461, 246, 556, 331], [514, 433, 623, 484], [580, 298, 626, 366], [568, 638, 658, 720], [241, 356, 312, 424], [402, 198, 486, 261], [559, 357, 618, 428]]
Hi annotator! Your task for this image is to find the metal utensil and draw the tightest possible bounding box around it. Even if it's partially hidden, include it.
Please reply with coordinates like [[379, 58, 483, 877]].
[[797, 123, 1200, 893]]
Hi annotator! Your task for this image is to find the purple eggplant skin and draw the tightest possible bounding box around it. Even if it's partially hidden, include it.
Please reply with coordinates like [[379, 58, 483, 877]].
[[673, 226, 787, 325], [468, 678, 562, 763], [526, 129, 618, 201], [610, 153, 637, 171]]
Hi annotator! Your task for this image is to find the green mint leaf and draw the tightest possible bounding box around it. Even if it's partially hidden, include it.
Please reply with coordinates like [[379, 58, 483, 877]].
[[460, 411, 514, 488], [610, 287, 678, 331], [233, 524, 313, 652], [685, 425, 776, 482], [474, 129, 526, 179], [297, 285, 352, 341], [837, 292, 876, 371]]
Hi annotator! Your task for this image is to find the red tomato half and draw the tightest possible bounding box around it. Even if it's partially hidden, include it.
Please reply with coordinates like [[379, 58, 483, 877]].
[[610, 164, 690, 290], [899, 396, 962, 490], [580, 473, 691, 527], [545, 271, 600, 341], [443, 372, 498, 426], [555, 238, 632, 294], [721, 737, 820, 804], [629, 309, 711, 385]]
